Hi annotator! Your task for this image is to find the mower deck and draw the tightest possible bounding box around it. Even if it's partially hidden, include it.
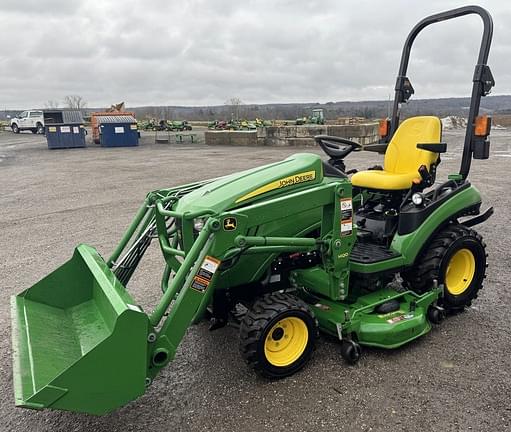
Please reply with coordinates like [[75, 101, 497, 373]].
[[305, 286, 442, 349]]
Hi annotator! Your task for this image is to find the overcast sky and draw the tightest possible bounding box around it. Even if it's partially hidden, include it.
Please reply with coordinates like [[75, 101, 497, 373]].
[[1, 0, 510, 109]]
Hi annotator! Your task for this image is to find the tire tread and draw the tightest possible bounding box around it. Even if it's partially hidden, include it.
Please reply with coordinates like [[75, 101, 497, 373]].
[[402, 223, 487, 311], [239, 292, 318, 378]]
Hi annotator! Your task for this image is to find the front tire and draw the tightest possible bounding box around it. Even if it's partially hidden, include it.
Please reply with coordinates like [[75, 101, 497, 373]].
[[239, 292, 318, 378], [402, 224, 487, 311], [11, 124, 19, 134]]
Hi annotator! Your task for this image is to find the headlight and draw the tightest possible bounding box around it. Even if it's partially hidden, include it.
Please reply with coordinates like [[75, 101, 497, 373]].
[[193, 218, 206, 231], [412, 193, 424, 206]]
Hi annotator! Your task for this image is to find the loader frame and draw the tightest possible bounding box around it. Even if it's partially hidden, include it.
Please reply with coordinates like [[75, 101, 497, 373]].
[[107, 178, 356, 381]]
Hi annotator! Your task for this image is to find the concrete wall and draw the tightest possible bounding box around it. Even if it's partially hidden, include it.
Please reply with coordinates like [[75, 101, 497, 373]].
[[205, 130, 258, 146], [205, 123, 378, 147]]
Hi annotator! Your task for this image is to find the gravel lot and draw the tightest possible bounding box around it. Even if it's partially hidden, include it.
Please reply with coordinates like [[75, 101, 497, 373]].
[[0, 129, 510, 432]]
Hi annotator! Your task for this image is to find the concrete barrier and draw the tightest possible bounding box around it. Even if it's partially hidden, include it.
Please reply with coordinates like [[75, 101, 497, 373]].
[[205, 123, 379, 147], [205, 130, 258, 146]]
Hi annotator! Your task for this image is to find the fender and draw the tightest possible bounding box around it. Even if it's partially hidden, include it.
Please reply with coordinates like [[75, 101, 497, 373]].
[[392, 184, 482, 265], [349, 184, 483, 274]]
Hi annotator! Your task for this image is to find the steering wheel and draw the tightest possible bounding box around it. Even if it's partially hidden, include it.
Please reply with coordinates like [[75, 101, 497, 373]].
[[314, 135, 362, 159]]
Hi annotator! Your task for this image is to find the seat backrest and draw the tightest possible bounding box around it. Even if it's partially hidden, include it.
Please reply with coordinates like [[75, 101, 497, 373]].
[[384, 116, 442, 174]]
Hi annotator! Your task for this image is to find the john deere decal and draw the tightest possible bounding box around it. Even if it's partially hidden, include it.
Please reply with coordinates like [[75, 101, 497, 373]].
[[236, 170, 316, 203]]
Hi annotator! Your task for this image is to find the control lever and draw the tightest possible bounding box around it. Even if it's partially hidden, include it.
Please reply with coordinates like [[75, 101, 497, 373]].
[[411, 165, 433, 193], [418, 165, 433, 186]]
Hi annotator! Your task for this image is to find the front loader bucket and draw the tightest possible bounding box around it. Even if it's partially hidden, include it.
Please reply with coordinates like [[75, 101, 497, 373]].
[[11, 244, 149, 415]]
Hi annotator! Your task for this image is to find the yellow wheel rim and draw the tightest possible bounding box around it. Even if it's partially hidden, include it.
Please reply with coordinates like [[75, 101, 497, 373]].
[[264, 317, 308, 367], [445, 248, 476, 295]]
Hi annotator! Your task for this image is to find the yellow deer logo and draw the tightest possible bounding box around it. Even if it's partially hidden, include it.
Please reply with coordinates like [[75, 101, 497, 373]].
[[223, 217, 237, 231]]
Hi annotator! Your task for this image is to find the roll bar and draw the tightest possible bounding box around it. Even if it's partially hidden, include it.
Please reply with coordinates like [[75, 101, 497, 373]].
[[389, 5, 494, 179]]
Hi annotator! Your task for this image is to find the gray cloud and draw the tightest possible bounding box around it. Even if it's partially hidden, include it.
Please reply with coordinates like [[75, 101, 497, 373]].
[[0, 0, 509, 109]]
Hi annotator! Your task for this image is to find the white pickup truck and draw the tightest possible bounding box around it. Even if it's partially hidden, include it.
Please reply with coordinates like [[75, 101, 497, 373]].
[[10, 110, 45, 134]]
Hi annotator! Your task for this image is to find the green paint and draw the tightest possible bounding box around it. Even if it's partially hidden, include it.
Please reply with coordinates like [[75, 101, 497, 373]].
[[391, 185, 482, 264], [305, 286, 441, 348], [11, 152, 484, 415], [12, 245, 149, 415]]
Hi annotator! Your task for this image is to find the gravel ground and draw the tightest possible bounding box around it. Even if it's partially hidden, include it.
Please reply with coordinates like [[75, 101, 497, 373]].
[[0, 129, 510, 432]]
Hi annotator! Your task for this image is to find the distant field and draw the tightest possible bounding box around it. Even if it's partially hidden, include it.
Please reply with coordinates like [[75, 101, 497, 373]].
[[492, 114, 511, 127]]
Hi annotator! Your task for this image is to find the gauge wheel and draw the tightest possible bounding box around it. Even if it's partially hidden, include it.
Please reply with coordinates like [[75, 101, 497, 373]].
[[239, 292, 318, 378], [340, 340, 362, 365], [402, 224, 487, 311]]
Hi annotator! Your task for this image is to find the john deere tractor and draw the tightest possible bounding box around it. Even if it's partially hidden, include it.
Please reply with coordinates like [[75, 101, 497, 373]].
[[12, 6, 495, 415]]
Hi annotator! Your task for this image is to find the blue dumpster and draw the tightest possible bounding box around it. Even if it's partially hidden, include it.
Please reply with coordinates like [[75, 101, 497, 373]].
[[44, 111, 86, 149], [98, 116, 139, 147]]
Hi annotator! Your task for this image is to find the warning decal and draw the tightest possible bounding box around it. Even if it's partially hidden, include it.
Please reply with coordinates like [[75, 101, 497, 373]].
[[387, 315, 406, 324], [191, 276, 210, 292], [341, 220, 353, 236], [191, 256, 221, 292], [387, 313, 414, 324], [340, 198, 353, 218], [340, 198, 353, 236]]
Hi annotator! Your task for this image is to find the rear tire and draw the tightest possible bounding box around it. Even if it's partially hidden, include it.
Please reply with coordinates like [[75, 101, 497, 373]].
[[402, 224, 487, 312], [36, 123, 45, 134], [239, 292, 318, 378]]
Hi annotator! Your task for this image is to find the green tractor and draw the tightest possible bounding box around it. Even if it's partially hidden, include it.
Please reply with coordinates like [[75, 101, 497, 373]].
[[168, 120, 193, 131], [239, 119, 257, 130], [138, 118, 158, 131], [255, 117, 272, 128], [11, 6, 495, 415], [309, 108, 325, 125], [296, 108, 325, 125]]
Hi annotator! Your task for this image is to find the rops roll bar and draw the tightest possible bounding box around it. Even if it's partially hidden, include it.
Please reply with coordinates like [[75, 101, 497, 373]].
[[389, 5, 494, 179]]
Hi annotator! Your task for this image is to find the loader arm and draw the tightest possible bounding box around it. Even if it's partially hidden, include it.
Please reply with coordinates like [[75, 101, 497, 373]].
[[145, 179, 352, 379], [11, 175, 353, 414]]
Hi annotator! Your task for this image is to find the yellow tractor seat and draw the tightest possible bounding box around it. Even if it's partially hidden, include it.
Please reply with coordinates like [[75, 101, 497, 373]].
[[351, 116, 442, 191]]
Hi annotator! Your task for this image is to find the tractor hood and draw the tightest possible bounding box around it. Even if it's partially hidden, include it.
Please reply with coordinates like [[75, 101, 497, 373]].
[[174, 153, 324, 215]]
